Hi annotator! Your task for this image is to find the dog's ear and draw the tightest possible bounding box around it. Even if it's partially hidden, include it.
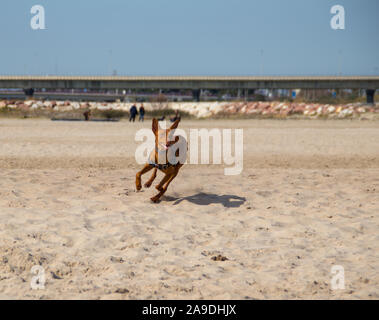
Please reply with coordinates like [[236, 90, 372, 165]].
[[169, 119, 180, 131], [152, 118, 158, 134]]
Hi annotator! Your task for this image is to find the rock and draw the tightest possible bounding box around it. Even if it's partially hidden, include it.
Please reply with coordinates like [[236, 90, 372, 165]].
[[36, 101, 44, 108], [273, 103, 283, 111], [197, 109, 212, 118], [70, 102, 80, 110], [43, 101, 53, 108], [51, 271, 63, 280], [115, 288, 129, 294], [209, 104, 225, 115], [18, 104, 29, 111], [24, 100, 34, 107], [338, 108, 353, 118], [293, 105, 305, 114], [211, 255, 229, 262], [247, 108, 261, 114]]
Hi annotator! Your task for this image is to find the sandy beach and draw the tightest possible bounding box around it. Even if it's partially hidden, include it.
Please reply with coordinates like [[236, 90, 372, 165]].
[[0, 118, 378, 299]]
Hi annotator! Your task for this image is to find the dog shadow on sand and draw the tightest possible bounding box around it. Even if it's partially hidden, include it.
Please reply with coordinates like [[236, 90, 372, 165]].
[[164, 192, 246, 208]]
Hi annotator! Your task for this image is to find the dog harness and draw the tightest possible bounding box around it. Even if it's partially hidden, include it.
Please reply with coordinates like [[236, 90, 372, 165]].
[[148, 160, 174, 170], [148, 147, 175, 170]]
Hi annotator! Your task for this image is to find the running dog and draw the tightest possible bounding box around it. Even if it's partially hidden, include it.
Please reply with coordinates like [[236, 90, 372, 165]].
[[136, 118, 185, 203]]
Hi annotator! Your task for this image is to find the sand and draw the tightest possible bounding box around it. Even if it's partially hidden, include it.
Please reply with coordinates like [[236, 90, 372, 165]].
[[0, 118, 378, 299]]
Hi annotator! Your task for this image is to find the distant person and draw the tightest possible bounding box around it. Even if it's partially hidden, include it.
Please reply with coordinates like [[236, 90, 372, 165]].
[[83, 110, 91, 121], [139, 104, 145, 122], [170, 110, 181, 122], [129, 104, 138, 122]]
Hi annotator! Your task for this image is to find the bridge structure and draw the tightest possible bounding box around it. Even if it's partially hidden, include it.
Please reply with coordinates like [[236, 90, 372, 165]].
[[0, 75, 378, 103]]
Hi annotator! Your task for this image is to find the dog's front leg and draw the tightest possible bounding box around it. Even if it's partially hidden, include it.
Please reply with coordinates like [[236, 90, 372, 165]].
[[162, 171, 179, 191], [144, 168, 157, 188], [151, 172, 178, 203], [155, 172, 171, 192], [151, 173, 171, 202], [136, 164, 153, 191]]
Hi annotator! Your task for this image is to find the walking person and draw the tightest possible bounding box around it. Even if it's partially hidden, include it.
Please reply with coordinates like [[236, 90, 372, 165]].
[[83, 109, 91, 121], [129, 104, 138, 122], [139, 104, 145, 122]]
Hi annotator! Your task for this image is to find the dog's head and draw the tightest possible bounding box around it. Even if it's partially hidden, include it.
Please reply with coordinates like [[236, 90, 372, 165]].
[[152, 118, 180, 153]]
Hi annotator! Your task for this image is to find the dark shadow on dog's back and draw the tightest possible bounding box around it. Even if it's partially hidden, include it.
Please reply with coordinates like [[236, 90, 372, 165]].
[[164, 192, 246, 208]]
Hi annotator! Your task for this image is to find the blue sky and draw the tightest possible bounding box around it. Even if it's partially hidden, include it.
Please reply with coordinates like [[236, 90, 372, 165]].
[[1, 0, 378, 76]]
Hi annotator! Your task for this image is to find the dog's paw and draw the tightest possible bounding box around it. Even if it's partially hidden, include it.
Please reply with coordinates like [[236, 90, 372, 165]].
[[144, 182, 152, 188], [150, 196, 160, 203], [136, 184, 142, 191]]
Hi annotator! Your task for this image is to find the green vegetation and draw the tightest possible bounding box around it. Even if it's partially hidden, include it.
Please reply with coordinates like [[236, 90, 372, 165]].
[[145, 109, 193, 119], [0, 105, 194, 120], [94, 109, 128, 120]]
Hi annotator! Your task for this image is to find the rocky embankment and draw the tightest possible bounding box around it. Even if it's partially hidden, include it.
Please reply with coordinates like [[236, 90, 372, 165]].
[[0, 100, 378, 119]]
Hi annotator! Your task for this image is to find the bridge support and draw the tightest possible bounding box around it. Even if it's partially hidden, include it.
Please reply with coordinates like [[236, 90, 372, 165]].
[[366, 89, 376, 105], [192, 89, 201, 102], [23, 88, 35, 98]]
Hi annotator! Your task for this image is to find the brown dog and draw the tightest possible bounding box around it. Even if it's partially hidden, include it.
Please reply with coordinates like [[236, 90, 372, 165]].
[[136, 118, 185, 203]]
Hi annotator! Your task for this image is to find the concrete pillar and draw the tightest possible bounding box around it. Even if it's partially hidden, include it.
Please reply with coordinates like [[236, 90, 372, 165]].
[[366, 89, 375, 104], [244, 89, 249, 101], [192, 89, 201, 102], [23, 88, 35, 97]]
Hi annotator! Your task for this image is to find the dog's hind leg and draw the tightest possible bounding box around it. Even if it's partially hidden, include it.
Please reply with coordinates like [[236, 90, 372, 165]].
[[144, 167, 157, 188], [136, 164, 153, 191]]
